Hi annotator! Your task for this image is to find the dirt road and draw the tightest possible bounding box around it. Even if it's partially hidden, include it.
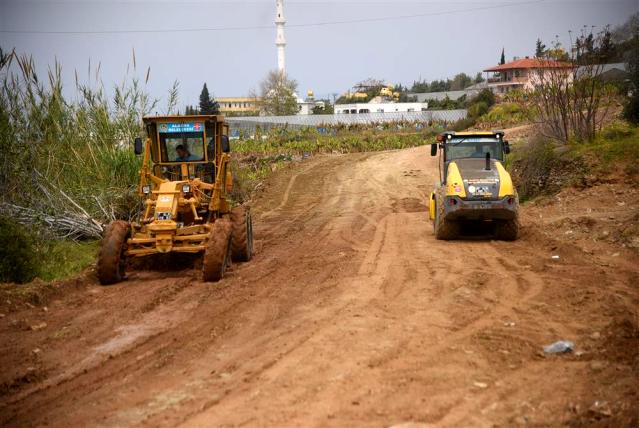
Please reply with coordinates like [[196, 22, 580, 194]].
[[1, 146, 638, 427]]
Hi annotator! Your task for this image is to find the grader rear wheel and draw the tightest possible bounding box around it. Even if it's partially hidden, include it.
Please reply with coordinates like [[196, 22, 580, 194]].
[[202, 219, 232, 282], [230, 206, 253, 262], [97, 221, 131, 285]]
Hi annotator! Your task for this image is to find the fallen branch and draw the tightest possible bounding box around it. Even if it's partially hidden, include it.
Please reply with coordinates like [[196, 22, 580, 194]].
[[0, 203, 104, 240]]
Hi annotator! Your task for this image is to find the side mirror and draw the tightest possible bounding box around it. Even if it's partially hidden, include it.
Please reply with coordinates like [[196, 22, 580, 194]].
[[134, 137, 143, 155], [221, 135, 230, 153], [430, 143, 438, 156], [503, 141, 511, 154]]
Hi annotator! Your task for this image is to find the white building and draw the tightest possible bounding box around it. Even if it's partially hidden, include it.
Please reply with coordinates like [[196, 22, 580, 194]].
[[296, 91, 323, 115], [335, 102, 429, 114]]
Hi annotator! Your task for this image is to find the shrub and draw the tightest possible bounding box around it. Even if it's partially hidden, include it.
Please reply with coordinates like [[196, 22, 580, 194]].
[[510, 136, 561, 201], [468, 101, 489, 118], [0, 50, 152, 236], [623, 94, 639, 125], [472, 89, 496, 108], [0, 217, 38, 283], [600, 121, 634, 140], [450, 117, 477, 131], [479, 102, 531, 126], [34, 240, 99, 281]]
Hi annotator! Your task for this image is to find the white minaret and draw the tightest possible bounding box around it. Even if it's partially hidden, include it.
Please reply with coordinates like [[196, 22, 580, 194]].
[[275, 0, 286, 73]]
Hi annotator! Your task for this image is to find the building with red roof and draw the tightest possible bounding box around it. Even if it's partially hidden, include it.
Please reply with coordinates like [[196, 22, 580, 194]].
[[483, 57, 574, 94]]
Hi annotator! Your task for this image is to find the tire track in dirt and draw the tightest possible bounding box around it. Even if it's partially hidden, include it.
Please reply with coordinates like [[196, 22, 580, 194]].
[[1, 145, 637, 427]]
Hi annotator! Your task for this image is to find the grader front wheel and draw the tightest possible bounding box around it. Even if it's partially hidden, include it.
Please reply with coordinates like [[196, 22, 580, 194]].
[[230, 206, 253, 262], [202, 219, 232, 282], [97, 221, 131, 285]]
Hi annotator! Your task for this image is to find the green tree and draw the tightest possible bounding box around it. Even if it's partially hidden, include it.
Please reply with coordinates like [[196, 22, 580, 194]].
[[450, 73, 472, 90], [312, 101, 334, 115], [199, 83, 219, 115], [411, 80, 429, 93], [545, 39, 570, 61], [184, 105, 199, 115], [472, 89, 496, 109], [535, 38, 547, 57], [0, 217, 38, 283], [474, 72, 485, 84], [623, 26, 639, 123], [258, 70, 299, 116], [500, 47, 506, 65], [598, 30, 616, 63]]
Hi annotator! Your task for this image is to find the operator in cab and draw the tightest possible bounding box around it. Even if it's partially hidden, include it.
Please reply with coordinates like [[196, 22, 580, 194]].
[[175, 145, 198, 162]]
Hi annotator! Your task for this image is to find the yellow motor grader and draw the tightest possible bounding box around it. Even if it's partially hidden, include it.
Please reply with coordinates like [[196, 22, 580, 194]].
[[97, 115, 253, 285]]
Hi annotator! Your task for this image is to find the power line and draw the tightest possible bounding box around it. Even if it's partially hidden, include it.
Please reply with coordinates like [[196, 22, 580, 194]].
[[0, 0, 546, 35]]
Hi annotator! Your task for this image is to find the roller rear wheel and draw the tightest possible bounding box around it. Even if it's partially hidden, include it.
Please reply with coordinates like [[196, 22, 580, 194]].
[[434, 194, 459, 240], [495, 218, 520, 241]]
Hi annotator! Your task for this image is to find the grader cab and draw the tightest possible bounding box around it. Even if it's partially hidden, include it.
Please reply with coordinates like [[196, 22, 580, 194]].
[[97, 115, 253, 285]]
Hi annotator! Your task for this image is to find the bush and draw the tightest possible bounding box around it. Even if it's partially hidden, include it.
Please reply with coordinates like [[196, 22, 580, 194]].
[[600, 121, 634, 140], [472, 89, 496, 108], [468, 101, 489, 118], [450, 116, 477, 131], [0, 50, 151, 235], [510, 136, 562, 201], [34, 240, 99, 281], [479, 102, 531, 126], [0, 217, 38, 283], [623, 93, 639, 125]]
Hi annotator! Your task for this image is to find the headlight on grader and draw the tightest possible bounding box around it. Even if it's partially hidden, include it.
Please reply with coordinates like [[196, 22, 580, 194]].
[[182, 184, 191, 194], [142, 185, 151, 195]]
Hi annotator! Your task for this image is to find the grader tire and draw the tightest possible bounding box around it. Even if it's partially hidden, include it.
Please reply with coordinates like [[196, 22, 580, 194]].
[[97, 220, 130, 285], [495, 218, 520, 241], [434, 195, 459, 240], [230, 206, 253, 262], [202, 219, 232, 282]]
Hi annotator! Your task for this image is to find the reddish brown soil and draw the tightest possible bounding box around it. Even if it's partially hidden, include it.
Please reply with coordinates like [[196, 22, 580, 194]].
[[1, 146, 638, 427]]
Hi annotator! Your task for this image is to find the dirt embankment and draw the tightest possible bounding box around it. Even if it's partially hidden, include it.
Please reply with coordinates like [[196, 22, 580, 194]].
[[0, 146, 638, 427]]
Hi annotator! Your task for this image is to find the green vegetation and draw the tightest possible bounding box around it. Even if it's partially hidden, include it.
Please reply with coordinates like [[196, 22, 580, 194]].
[[574, 121, 639, 174], [312, 101, 335, 115], [0, 48, 155, 283], [0, 216, 98, 284], [0, 49, 150, 224], [622, 17, 639, 124], [185, 82, 220, 115], [509, 121, 639, 201], [35, 240, 99, 282], [477, 102, 533, 128], [410, 72, 481, 93], [0, 217, 39, 283], [229, 124, 446, 202], [234, 127, 440, 156], [257, 70, 299, 116]]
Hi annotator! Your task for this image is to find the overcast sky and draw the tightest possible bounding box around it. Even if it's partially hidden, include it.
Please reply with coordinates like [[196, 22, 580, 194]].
[[1, 0, 637, 110]]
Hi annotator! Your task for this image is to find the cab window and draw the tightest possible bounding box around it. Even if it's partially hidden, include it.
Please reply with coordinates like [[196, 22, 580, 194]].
[[445, 137, 504, 161]]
